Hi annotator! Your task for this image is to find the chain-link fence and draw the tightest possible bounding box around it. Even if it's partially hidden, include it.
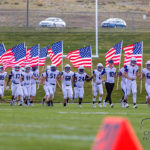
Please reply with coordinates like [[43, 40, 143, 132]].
[[0, 10, 150, 32]]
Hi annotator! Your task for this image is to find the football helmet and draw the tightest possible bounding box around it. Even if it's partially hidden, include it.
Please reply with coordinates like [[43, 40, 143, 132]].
[[146, 61, 150, 69], [14, 64, 20, 71], [32, 66, 37, 71], [65, 64, 71, 72], [78, 66, 84, 74], [25, 65, 31, 73], [130, 57, 137, 66], [51, 64, 57, 72], [97, 63, 103, 71], [0, 66, 4, 72]]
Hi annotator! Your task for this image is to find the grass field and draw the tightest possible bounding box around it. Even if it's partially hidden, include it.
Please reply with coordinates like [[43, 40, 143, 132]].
[[0, 31, 150, 149], [0, 103, 149, 150]]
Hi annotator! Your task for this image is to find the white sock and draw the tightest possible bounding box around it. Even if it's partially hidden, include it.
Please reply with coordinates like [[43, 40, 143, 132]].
[[99, 97, 102, 102], [93, 98, 96, 102], [133, 93, 137, 103]]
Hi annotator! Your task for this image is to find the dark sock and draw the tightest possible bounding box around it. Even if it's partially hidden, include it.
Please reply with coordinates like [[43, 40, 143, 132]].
[[64, 103, 66, 107], [47, 101, 50, 106], [50, 101, 53, 106]]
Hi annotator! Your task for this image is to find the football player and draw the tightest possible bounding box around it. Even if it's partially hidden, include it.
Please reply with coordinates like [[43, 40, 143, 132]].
[[21, 65, 38, 106], [123, 57, 139, 108], [92, 63, 104, 108], [0, 66, 8, 102], [30, 66, 39, 103], [7, 65, 23, 106], [117, 67, 127, 108], [141, 61, 150, 108], [61, 64, 74, 107], [101, 60, 116, 108], [44, 64, 61, 106], [40, 65, 50, 106], [73, 66, 92, 107]]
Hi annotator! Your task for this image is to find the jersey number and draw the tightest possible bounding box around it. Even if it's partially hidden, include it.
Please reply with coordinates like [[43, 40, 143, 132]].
[[0, 75, 4, 80], [50, 73, 56, 79], [26, 76, 31, 80], [109, 72, 115, 77], [78, 76, 85, 82], [65, 76, 71, 81], [16, 74, 21, 79], [147, 73, 150, 79]]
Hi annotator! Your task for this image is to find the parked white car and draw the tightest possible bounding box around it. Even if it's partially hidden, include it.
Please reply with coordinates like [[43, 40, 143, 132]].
[[39, 17, 66, 28]]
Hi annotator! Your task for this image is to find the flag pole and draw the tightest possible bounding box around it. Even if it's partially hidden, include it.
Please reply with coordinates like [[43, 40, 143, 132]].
[[140, 41, 143, 94], [116, 41, 123, 90], [2, 42, 6, 51], [61, 41, 63, 72], [37, 44, 40, 89], [90, 46, 94, 97]]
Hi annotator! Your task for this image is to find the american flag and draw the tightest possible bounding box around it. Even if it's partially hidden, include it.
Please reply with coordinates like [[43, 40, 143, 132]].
[[26, 44, 39, 67], [105, 41, 122, 66], [123, 41, 143, 66], [66, 46, 92, 68], [39, 46, 48, 66], [2, 43, 26, 70], [48, 41, 62, 66], [0, 43, 6, 64]]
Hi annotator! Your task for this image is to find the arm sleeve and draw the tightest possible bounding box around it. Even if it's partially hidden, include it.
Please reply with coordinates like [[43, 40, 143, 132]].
[[124, 65, 128, 72], [101, 68, 106, 75]]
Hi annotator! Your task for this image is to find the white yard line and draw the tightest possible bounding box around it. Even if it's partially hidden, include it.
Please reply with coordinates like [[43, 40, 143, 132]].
[[0, 132, 94, 141], [58, 111, 148, 115], [0, 123, 77, 131]]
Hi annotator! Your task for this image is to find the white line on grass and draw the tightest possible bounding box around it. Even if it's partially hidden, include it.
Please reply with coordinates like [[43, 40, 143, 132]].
[[0, 123, 76, 131], [58, 112, 147, 115], [0, 132, 94, 141]]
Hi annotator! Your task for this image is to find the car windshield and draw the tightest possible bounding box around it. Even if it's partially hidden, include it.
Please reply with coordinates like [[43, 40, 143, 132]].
[[45, 18, 56, 21]]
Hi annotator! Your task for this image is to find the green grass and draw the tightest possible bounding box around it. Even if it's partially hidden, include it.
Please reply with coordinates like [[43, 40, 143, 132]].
[[0, 103, 149, 150], [0, 31, 150, 149]]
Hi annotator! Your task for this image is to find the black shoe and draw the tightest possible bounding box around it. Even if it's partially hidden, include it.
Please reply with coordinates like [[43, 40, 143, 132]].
[[42, 98, 45, 106]]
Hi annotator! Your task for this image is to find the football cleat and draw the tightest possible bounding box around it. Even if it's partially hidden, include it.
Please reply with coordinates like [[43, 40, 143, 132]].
[[125, 103, 129, 108], [98, 103, 102, 108], [110, 104, 114, 108], [93, 104, 96, 108], [42, 98, 45, 106], [133, 105, 138, 108], [103, 100, 107, 107], [120, 99, 125, 108], [78, 104, 82, 108]]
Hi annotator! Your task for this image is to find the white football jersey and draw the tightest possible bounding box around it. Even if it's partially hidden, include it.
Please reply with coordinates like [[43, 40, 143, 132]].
[[41, 72, 48, 86], [62, 71, 74, 86], [22, 72, 33, 85], [142, 68, 150, 84], [119, 67, 126, 82], [46, 70, 60, 85], [31, 70, 39, 84], [101, 67, 116, 83], [0, 72, 7, 85], [74, 72, 87, 87], [10, 70, 22, 84], [93, 69, 102, 84], [125, 65, 138, 79]]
